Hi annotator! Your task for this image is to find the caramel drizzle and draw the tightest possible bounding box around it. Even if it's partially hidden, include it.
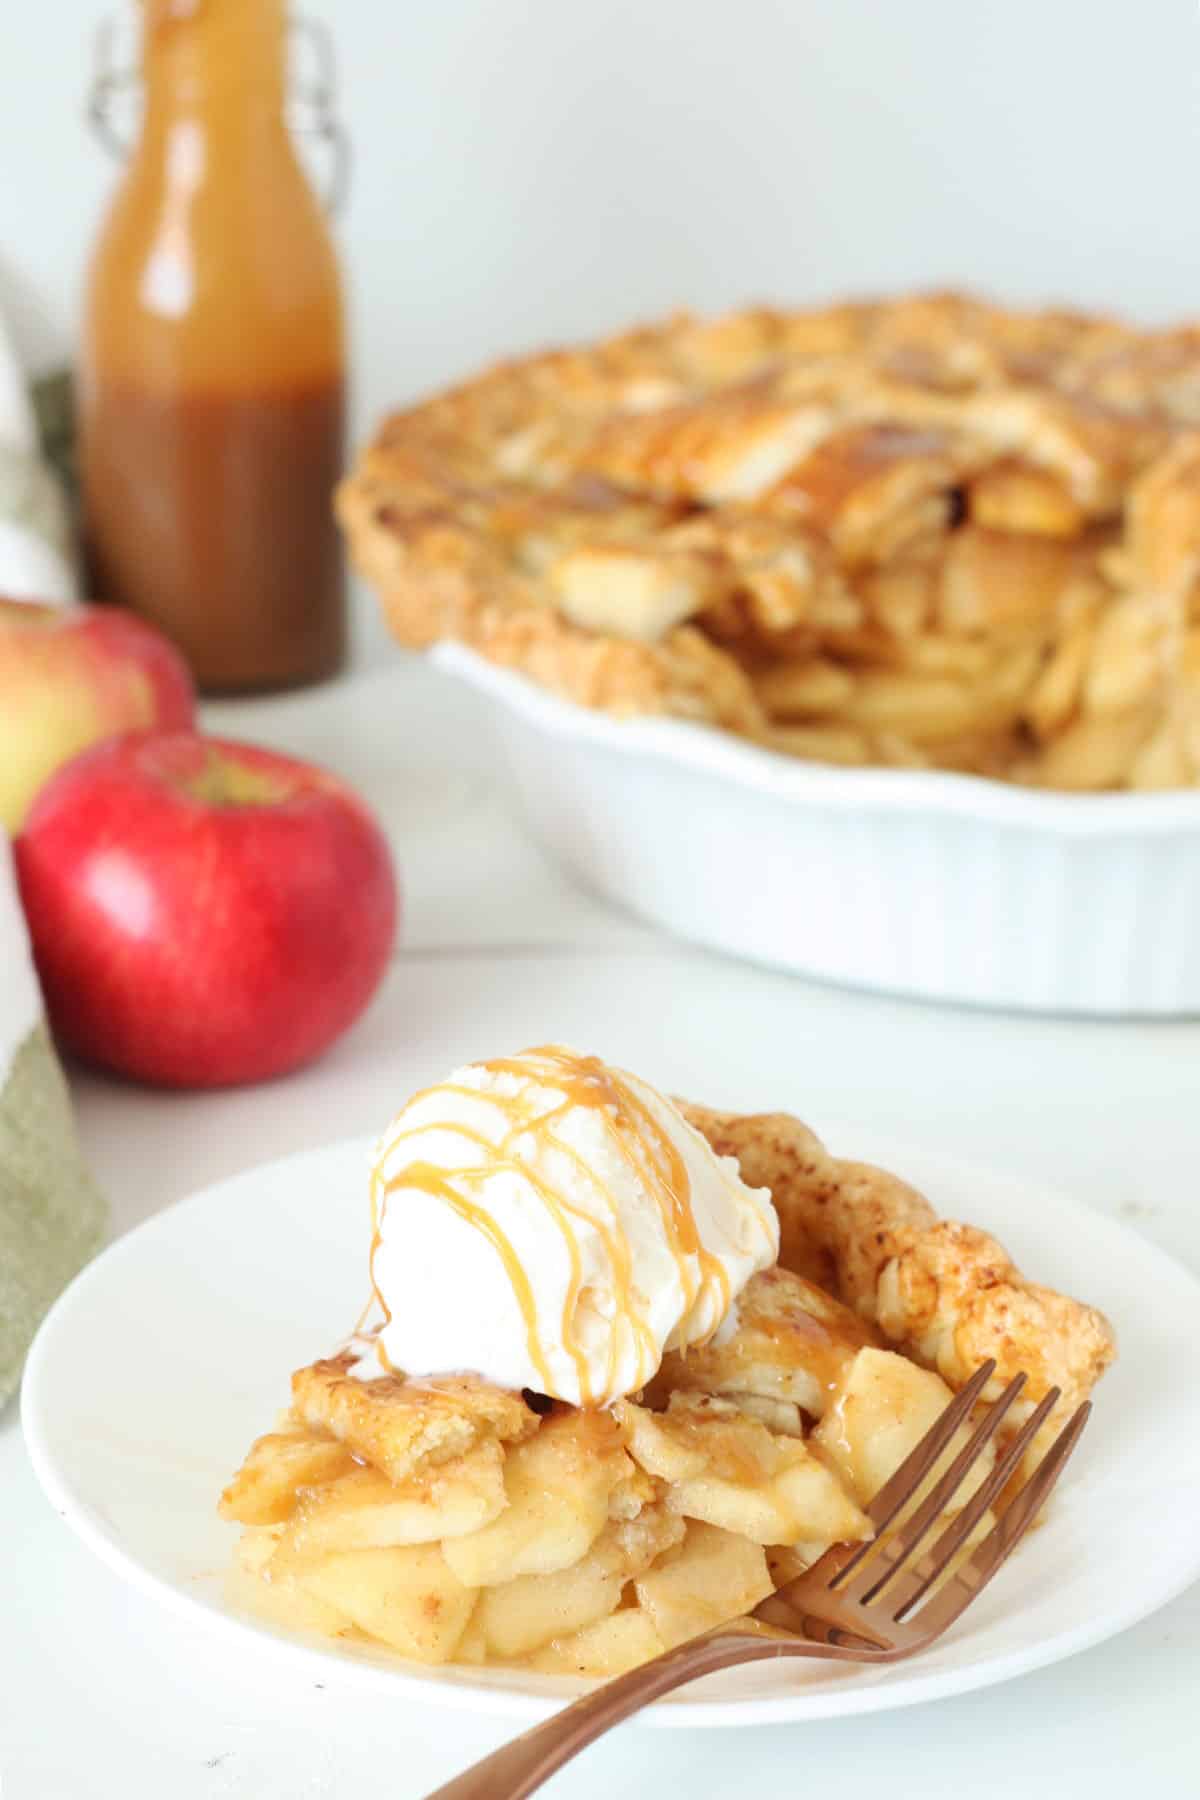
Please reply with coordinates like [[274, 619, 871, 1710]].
[[535, 1124, 660, 1399], [380, 1115, 592, 1400], [360, 1161, 388, 1339], [364, 1046, 741, 1402]]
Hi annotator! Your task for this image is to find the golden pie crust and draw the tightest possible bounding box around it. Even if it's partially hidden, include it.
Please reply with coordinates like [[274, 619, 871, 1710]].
[[338, 293, 1200, 788], [676, 1102, 1113, 1446]]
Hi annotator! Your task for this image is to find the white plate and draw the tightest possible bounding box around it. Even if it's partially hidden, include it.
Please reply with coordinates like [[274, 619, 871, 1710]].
[[22, 1130, 1200, 1728], [433, 643, 1200, 1016]]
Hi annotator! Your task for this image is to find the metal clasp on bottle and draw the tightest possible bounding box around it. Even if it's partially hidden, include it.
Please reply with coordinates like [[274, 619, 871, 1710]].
[[85, 11, 351, 216]]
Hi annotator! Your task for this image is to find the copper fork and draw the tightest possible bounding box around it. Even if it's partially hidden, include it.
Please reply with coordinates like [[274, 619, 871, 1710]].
[[428, 1361, 1091, 1800]]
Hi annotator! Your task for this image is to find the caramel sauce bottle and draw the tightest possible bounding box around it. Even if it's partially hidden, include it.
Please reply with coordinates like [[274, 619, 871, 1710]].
[[81, 0, 346, 692]]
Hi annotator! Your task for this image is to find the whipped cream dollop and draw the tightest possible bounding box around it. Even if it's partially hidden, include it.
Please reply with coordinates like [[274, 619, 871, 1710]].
[[351, 1046, 779, 1408]]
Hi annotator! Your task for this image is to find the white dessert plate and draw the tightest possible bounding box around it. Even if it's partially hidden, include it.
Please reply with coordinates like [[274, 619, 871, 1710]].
[[22, 1129, 1200, 1728]]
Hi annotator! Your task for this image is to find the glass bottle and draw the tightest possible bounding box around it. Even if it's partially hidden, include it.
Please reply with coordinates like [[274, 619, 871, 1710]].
[[81, 0, 346, 692]]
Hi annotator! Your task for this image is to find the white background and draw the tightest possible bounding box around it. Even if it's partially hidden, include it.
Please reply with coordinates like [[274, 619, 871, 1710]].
[[5, 0, 1200, 413]]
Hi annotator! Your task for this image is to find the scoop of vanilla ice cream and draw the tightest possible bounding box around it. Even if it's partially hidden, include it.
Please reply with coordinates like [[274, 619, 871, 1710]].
[[352, 1047, 778, 1407]]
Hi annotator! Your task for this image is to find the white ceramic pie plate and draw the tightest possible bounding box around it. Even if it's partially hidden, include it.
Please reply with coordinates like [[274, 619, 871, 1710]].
[[432, 642, 1200, 1017], [22, 1130, 1200, 1728]]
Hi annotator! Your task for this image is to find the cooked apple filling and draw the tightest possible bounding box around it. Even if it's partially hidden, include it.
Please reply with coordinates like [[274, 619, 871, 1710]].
[[222, 1102, 1114, 1677]]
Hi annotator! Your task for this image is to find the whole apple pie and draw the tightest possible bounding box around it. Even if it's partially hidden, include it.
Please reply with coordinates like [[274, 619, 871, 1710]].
[[220, 1048, 1115, 1676], [338, 292, 1200, 789]]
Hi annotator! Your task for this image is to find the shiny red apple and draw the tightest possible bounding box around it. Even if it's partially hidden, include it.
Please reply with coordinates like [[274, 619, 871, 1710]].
[[16, 731, 399, 1088], [0, 598, 195, 830]]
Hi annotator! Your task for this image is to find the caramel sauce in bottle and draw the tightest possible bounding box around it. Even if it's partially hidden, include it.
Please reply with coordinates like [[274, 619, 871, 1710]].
[[81, 0, 346, 692]]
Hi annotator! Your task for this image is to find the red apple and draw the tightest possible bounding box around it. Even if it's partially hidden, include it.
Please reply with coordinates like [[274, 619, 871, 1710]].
[[16, 731, 399, 1088], [0, 598, 196, 830]]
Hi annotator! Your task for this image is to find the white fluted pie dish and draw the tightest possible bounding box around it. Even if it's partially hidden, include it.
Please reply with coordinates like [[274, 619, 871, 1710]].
[[433, 643, 1200, 1016]]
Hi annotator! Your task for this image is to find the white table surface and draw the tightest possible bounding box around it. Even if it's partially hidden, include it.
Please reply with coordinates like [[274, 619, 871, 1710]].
[[5, 659, 1199, 1799]]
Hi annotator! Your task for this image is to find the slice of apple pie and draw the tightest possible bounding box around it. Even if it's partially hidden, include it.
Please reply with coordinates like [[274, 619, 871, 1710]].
[[220, 1049, 1114, 1677]]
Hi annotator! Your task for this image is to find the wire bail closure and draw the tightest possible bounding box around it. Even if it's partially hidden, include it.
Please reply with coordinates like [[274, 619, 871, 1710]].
[[84, 11, 350, 216]]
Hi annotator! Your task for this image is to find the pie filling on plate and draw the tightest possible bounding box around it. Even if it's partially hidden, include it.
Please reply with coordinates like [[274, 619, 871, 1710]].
[[338, 292, 1200, 790], [220, 1055, 1115, 1677]]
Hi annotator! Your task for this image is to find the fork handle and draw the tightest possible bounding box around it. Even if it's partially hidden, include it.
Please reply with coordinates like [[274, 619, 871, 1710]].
[[425, 1630, 829, 1799]]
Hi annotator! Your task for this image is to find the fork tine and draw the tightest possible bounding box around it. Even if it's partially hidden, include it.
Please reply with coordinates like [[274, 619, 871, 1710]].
[[874, 1382, 1057, 1627], [886, 1384, 1064, 1621], [898, 1400, 1091, 1635], [856, 1358, 997, 1541], [830, 1364, 1021, 1598], [852, 1375, 1057, 1620], [859, 1359, 996, 1537], [845, 1371, 1032, 1606]]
